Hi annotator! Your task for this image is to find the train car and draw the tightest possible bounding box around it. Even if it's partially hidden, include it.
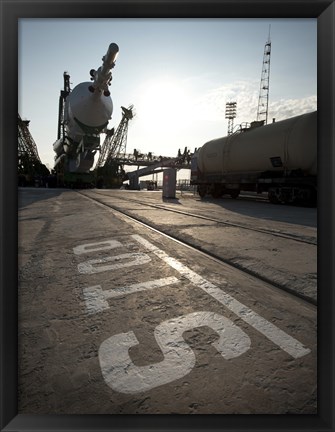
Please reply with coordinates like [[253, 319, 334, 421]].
[[191, 111, 317, 205]]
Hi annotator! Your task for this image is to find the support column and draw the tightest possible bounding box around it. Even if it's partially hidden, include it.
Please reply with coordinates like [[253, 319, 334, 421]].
[[162, 168, 176, 199]]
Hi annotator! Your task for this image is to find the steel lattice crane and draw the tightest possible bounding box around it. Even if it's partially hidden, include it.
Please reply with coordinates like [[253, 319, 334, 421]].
[[18, 113, 49, 185], [18, 113, 41, 164], [57, 72, 71, 142], [256, 27, 271, 125], [96, 104, 134, 168], [95, 105, 134, 188]]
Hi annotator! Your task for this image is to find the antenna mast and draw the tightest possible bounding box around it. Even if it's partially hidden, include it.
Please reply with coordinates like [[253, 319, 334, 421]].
[[256, 26, 271, 125]]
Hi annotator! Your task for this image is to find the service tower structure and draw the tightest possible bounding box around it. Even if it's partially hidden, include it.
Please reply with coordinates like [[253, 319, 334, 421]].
[[256, 27, 271, 125]]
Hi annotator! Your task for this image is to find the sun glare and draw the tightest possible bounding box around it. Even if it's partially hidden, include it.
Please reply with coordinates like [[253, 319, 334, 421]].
[[137, 78, 192, 132]]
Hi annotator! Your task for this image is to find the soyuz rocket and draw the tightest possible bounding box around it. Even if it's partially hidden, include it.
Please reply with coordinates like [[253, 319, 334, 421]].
[[53, 43, 119, 173]]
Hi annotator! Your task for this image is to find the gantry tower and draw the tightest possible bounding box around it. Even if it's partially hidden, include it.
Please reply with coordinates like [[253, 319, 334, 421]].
[[57, 72, 71, 141], [18, 113, 41, 164], [95, 105, 135, 188], [256, 27, 271, 125], [18, 113, 50, 183], [96, 105, 135, 168]]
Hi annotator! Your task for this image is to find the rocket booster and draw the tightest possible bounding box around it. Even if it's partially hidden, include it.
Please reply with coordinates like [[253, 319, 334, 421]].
[[53, 42, 120, 172], [89, 43, 119, 94]]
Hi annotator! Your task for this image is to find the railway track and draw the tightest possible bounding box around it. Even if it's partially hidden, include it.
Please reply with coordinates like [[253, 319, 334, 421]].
[[78, 190, 317, 306], [86, 190, 317, 246], [18, 188, 317, 416]]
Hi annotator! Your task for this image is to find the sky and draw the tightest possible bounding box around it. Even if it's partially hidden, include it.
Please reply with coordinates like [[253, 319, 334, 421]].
[[18, 18, 317, 177]]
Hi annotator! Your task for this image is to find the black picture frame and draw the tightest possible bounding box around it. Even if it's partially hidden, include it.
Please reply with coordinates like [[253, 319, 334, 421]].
[[1, 0, 334, 431]]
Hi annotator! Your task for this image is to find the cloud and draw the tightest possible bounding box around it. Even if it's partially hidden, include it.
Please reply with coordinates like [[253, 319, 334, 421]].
[[269, 96, 317, 122], [193, 80, 317, 125], [193, 80, 259, 123]]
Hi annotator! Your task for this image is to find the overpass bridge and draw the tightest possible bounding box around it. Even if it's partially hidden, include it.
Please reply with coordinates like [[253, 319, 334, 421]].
[[120, 153, 191, 189]]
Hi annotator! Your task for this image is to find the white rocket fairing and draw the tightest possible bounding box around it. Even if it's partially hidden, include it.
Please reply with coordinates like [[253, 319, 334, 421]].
[[53, 43, 119, 173]]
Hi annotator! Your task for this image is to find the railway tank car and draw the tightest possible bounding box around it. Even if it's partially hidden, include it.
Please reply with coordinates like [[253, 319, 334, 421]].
[[191, 111, 317, 205]]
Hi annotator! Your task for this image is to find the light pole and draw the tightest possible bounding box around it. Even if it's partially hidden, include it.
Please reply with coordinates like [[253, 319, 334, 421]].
[[225, 101, 237, 135]]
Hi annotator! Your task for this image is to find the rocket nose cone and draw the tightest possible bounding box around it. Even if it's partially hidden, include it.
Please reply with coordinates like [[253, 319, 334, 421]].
[[106, 43, 119, 64], [108, 43, 119, 54]]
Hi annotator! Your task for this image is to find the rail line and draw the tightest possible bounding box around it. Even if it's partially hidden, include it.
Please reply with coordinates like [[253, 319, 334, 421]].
[[78, 191, 317, 306], [87, 190, 317, 246]]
